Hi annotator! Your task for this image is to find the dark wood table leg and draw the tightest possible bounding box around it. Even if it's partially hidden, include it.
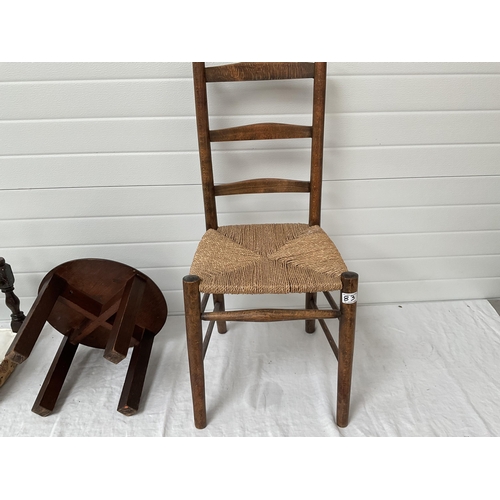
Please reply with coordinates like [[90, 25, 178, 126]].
[[117, 329, 155, 416], [32, 335, 79, 416], [6, 273, 66, 364], [104, 274, 147, 364]]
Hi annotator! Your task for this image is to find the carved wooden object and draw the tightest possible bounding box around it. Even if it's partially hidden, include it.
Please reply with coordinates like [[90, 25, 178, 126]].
[[0, 257, 26, 387]]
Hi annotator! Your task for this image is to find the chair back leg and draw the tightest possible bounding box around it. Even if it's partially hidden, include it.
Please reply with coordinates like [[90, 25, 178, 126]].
[[305, 292, 317, 333]]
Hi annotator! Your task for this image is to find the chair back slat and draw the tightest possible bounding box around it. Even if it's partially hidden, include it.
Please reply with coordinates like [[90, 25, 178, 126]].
[[210, 123, 312, 142], [193, 62, 327, 230], [214, 178, 310, 196], [205, 62, 315, 82]]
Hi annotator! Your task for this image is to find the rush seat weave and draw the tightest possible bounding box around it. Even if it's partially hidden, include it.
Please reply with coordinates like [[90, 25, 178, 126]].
[[190, 223, 348, 294]]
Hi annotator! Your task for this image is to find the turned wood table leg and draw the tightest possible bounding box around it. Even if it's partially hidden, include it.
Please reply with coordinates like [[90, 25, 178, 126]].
[[0, 257, 26, 333]]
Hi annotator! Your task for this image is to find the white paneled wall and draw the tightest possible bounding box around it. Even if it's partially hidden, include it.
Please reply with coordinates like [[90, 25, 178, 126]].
[[1, 62, 499, 319]]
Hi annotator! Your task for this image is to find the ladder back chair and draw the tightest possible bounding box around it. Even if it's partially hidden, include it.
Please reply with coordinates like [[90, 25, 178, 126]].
[[184, 62, 358, 429]]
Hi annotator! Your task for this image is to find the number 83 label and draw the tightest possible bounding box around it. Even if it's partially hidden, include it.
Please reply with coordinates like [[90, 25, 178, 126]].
[[341, 292, 357, 304]]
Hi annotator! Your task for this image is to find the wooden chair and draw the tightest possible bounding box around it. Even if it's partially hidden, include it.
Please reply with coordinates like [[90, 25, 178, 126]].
[[184, 62, 358, 429], [5, 258, 168, 416]]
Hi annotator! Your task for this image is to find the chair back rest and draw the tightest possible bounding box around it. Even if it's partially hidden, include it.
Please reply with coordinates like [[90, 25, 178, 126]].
[[192, 62, 327, 230]]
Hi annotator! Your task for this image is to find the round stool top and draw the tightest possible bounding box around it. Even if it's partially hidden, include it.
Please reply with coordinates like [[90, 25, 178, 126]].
[[39, 259, 168, 349]]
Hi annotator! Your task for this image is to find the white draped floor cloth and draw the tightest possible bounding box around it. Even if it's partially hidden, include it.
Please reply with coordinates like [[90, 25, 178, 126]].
[[0, 299, 499, 437]]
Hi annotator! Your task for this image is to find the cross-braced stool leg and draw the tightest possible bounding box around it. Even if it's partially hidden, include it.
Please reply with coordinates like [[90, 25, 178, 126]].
[[337, 271, 358, 427], [183, 275, 206, 429], [104, 274, 146, 364], [32, 335, 78, 416], [6, 274, 66, 365], [117, 329, 155, 416]]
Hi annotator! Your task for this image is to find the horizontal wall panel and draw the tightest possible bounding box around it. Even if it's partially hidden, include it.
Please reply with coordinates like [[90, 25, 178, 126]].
[[217, 177, 500, 214], [2, 242, 199, 274], [328, 75, 500, 113], [219, 205, 500, 235], [207, 75, 500, 116], [0, 153, 202, 189], [0, 79, 193, 120], [0, 118, 197, 155], [3, 112, 500, 156], [3, 74, 500, 121], [215, 144, 500, 182], [322, 144, 500, 180], [2, 206, 500, 249], [3, 230, 499, 280], [334, 231, 500, 260], [2, 144, 500, 190], [346, 255, 500, 282], [2, 176, 499, 220], [0, 214, 207, 247], [0, 62, 192, 82], [214, 112, 500, 149], [2, 62, 499, 84], [0, 185, 204, 220], [327, 62, 500, 75]]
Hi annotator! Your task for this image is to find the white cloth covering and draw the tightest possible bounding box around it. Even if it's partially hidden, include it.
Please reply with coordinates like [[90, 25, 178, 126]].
[[0, 299, 499, 437]]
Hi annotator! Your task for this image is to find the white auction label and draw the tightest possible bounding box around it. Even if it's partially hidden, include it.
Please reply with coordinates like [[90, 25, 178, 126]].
[[341, 292, 357, 304]]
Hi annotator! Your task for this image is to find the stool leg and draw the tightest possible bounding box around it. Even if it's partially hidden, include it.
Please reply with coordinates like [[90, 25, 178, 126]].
[[104, 274, 146, 364], [32, 335, 78, 417], [6, 274, 66, 365], [337, 272, 358, 428], [183, 275, 206, 429], [117, 329, 155, 416]]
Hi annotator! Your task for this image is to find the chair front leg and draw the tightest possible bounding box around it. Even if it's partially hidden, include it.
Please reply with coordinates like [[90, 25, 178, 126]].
[[337, 271, 358, 427], [183, 275, 207, 429]]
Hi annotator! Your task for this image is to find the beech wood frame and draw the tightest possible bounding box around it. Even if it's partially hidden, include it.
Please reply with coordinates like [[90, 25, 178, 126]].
[[185, 62, 358, 429]]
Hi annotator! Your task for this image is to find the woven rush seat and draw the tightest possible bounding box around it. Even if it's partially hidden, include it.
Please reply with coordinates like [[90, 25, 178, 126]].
[[190, 223, 348, 294]]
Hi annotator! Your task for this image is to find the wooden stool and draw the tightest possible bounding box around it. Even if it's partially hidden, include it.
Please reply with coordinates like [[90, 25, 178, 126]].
[[5, 258, 168, 417]]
